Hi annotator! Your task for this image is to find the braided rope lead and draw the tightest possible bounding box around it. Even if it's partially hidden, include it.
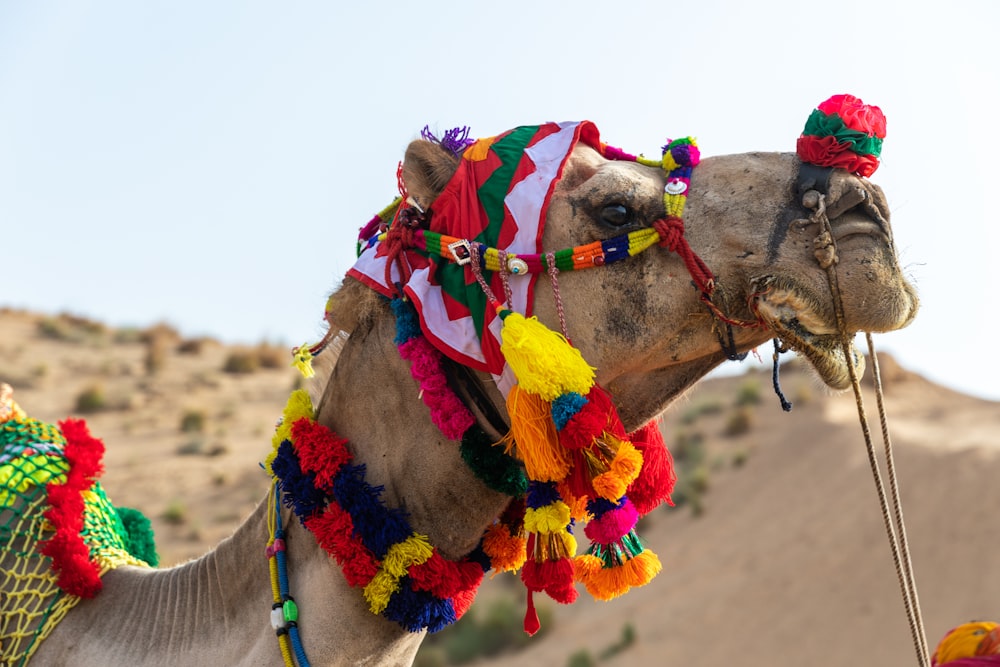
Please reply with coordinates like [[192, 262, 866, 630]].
[[867, 331, 930, 663], [813, 194, 930, 667]]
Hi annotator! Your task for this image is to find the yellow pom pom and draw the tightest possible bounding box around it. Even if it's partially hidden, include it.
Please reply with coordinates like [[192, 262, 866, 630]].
[[498, 309, 594, 401], [364, 570, 401, 615], [507, 385, 570, 482], [381, 534, 434, 577], [265, 389, 315, 472], [292, 343, 316, 379], [524, 502, 572, 534]]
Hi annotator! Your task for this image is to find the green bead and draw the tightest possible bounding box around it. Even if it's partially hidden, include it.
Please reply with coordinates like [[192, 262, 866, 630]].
[[283, 599, 298, 623]]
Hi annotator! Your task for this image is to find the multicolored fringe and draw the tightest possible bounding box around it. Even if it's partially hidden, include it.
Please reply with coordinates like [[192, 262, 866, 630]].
[[391, 297, 528, 497], [495, 304, 677, 632], [797, 94, 887, 178], [266, 390, 489, 633], [2, 396, 155, 666]]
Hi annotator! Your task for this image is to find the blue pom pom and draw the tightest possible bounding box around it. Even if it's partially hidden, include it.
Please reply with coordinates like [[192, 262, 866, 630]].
[[333, 464, 412, 557], [391, 298, 422, 345], [551, 392, 587, 430], [271, 441, 325, 520], [586, 496, 621, 519], [383, 580, 456, 633], [525, 480, 561, 509]]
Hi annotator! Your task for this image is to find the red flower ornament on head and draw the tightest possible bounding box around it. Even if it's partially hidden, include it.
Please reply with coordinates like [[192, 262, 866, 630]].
[[797, 93, 887, 178]]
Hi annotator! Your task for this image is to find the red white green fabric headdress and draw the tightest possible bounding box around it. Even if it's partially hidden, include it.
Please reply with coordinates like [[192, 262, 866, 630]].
[[349, 121, 604, 393]]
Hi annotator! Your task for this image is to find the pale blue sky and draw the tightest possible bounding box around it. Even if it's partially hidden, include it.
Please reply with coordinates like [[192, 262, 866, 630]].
[[2, 1, 998, 399]]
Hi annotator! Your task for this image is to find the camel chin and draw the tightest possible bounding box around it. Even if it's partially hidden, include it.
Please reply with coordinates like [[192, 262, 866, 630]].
[[755, 287, 865, 390]]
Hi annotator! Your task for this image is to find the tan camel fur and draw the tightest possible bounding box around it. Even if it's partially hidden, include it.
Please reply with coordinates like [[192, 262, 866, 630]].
[[27, 140, 917, 666]]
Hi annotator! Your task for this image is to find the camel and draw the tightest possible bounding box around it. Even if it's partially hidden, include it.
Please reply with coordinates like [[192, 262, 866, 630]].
[[9, 115, 917, 666]]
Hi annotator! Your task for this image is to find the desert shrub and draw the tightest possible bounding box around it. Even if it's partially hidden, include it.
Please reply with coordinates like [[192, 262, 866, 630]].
[[599, 622, 637, 659], [680, 397, 725, 425], [37, 314, 108, 344], [672, 430, 705, 464], [74, 384, 107, 413], [735, 379, 762, 406], [179, 409, 206, 433], [255, 342, 287, 369], [145, 336, 170, 376], [732, 447, 749, 468], [177, 338, 208, 355], [222, 349, 259, 374], [723, 406, 753, 437], [567, 650, 597, 667], [162, 501, 187, 525]]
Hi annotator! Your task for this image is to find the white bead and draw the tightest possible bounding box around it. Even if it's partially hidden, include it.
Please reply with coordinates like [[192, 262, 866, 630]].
[[665, 180, 687, 195], [271, 607, 286, 630]]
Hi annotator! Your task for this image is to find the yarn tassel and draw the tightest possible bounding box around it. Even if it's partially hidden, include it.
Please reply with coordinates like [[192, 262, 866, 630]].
[[506, 384, 570, 482], [497, 308, 595, 401], [574, 529, 661, 601], [291, 343, 316, 378], [626, 419, 677, 515], [565, 433, 643, 501]]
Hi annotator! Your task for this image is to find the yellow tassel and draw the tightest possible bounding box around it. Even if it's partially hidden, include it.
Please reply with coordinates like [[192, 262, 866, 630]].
[[291, 343, 316, 379], [507, 385, 570, 482], [364, 570, 401, 615], [524, 502, 571, 534], [498, 309, 594, 401], [381, 534, 434, 577], [265, 389, 315, 473]]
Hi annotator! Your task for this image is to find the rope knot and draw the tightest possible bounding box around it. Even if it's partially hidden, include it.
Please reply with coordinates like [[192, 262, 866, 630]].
[[652, 216, 715, 296]]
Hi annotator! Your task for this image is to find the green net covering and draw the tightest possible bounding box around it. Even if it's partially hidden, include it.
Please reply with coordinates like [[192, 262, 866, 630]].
[[1, 392, 156, 666]]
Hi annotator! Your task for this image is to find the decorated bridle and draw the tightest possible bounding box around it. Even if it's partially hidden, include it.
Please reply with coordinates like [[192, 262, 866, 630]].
[[266, 101, 890, 666]]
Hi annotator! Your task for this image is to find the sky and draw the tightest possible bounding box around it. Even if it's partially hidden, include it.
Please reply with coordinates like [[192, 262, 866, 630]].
[[2, 1, 999, 400]]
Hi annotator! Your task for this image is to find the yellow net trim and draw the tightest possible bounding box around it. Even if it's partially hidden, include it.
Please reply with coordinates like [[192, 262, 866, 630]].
[[2, 416, 151, 666]]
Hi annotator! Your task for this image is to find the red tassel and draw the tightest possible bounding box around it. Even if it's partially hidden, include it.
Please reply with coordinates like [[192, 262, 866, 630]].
[[558, 385, 623, 449], [305, 505, 379, 587], [452, 586, 478, 620], [40, 419, 106, 598], [627, 420, 676, 515], [290, 418, 352, 487], [524, 590, 541, 636]]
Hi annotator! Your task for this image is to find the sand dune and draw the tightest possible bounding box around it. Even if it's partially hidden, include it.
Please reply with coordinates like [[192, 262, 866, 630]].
[[2, 309, 997, 666]]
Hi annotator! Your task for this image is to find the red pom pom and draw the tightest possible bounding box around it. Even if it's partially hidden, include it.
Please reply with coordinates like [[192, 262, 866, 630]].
[[291, 418, 352, 487], [451, 586, 478, 620], [558, 385, 623, 450], [626, 420, 677, 515]]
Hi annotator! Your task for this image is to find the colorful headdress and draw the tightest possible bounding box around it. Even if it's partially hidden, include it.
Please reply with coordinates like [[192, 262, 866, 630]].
[[342, 122, 691, 632], [796, 93, 887, 177]]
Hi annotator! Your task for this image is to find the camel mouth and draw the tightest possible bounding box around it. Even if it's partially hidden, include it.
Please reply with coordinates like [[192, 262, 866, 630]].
[[754, 287, 864, 390]]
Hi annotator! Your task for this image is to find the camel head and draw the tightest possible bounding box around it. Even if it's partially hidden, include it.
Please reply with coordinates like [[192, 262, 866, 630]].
[[383, 122, 917, 429]]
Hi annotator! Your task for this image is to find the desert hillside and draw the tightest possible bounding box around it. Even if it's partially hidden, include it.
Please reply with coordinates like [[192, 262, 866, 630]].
[[2, 309, 998, 667]]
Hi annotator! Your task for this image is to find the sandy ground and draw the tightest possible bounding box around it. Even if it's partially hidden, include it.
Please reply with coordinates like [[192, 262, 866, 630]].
[[3, 308, 998, 666]]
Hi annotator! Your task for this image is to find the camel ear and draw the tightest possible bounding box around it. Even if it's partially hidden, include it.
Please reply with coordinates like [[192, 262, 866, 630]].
[[402, 140, 461, 209]]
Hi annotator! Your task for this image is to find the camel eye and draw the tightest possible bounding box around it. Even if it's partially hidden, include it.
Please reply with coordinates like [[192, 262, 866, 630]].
[[600, 204, 633, 227]]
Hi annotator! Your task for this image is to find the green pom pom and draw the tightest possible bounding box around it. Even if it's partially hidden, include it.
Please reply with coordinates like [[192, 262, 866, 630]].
[[116, 506, 159, 567], [460, 427, 528, 497]]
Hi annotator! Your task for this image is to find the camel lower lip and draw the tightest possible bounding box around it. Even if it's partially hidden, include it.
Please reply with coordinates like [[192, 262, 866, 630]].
[[755, 292, 864, 390]]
